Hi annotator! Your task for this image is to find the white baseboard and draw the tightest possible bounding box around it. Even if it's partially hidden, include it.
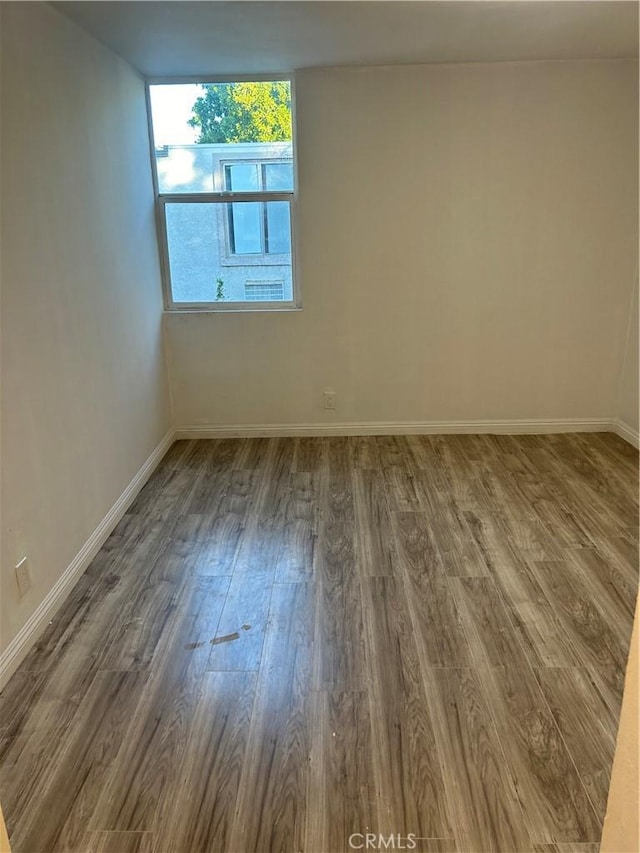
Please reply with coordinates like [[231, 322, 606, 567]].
[[176, 417, 612, 440], [0, 429, 174, 691], [613, 419, 640, 449]]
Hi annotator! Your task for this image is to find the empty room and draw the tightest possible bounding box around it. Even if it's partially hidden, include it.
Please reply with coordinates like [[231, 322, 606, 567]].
[[0, 2, 638, 852]]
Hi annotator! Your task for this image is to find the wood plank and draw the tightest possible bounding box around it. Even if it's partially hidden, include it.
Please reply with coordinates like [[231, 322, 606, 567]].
[[423, 667, 533, 853], [0, 665, 100, 835], [535, 667, 617, 820], [155, 671, 257, 853], [591, 534, 640, 588], [348, 435, 381, 470], [376, 434, 411, 471], [463, 512, 582, 667], [564, 546, 637, 638], [327, 436, 352, 477], [8, 671, 149, 853], [0, 672, 47, 739], [479, 665, 601, 844], [426, 499, 488, 576], [549, 435, 638, 529], [275, 471, 318, 583], [322, 473, 355, 524], [293, 436, 326, 473], [205, 441, 294, 670], [541, 444, 635, 540], [385, 468, 424, 512], [528, 560, 629, 709], [392, 512, 473, 667], [89, 577, 229, 834], [450, 575, 532, 668], [235, 436, 270, 471], [94, 576, 181, 672], [532, 844, 601, 853], [130, 465, 203, 521], [227, 582, 314, 853], [353, 469, 397, 577], [593, 431, 639, 479], [206, 566, 272, 672], [84, 831, 153, 853], [193, 468, 260, 575], [305, 690, 377, 853], [16, 568, 126, 674], [361, 576, 452, 839], [159, 439, 190, 470], [312, 522, 367, 690], [574, 433, 639, 506]]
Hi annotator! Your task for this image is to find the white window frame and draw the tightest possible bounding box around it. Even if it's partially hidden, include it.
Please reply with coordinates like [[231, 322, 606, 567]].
[[145, 74, 300, 313]]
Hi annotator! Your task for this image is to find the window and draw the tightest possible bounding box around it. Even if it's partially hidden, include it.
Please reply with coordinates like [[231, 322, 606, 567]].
[[244, 281, 285, 301], [224, 162, 293, 256], [148, 80, 297, 310]]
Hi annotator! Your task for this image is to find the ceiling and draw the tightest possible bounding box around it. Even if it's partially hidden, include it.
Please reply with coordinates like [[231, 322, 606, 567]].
[[54, 1, 639, 78]]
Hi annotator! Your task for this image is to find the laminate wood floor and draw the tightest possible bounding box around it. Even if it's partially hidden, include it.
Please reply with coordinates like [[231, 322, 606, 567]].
[[1, 433, 637, 853]]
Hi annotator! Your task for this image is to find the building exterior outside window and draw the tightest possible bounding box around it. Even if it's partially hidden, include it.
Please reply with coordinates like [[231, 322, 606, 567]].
[[159, 142, 293, 304]]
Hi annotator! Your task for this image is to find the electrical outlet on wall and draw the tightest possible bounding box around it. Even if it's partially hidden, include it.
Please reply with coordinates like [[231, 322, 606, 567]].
[[15, 557, 31, 598], [323, 389, 336, 410]]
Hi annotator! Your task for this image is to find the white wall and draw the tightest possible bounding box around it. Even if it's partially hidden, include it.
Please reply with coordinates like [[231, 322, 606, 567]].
[[166, 60, 638, 430], [0, 3, 171, 656], [616, 277, 639, 435]]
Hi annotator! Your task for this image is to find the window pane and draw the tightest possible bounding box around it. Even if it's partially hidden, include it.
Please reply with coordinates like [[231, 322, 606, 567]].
[[165, 202, 293, 304], [226, 163, 260, 192], [264, 162, 294, 191], [230, 202, 262, 254], [149, 81, 293, 194], [266, 202, 291, 254]]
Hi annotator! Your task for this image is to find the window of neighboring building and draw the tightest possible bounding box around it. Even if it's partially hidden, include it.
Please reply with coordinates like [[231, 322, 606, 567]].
[[224, 162, 293, 257], [147, 79, 298, 310], [244, 281, 285, 301]]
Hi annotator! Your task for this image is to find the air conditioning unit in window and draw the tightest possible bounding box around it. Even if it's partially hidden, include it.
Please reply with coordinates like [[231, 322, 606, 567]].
[[244, 280, 285, 301]]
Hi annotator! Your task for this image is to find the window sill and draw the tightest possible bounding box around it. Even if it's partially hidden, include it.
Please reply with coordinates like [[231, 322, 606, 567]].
[[163, 304, 302, 315], [220, 254, 291, 268]]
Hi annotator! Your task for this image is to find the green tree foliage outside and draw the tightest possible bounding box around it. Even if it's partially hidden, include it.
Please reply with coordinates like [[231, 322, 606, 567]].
[[188, 82, 292, 144]]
